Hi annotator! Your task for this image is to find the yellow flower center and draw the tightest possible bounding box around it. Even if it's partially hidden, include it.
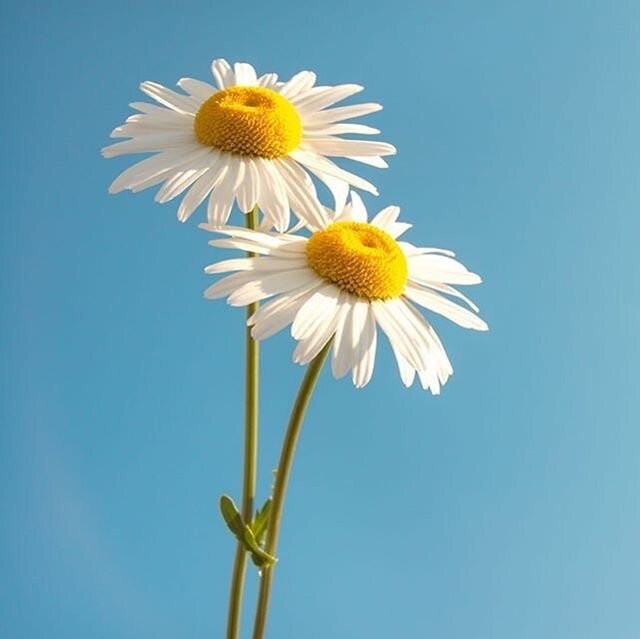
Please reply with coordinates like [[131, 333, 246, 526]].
[[306, 222, 408, 300], [193, 86, 303, 159]]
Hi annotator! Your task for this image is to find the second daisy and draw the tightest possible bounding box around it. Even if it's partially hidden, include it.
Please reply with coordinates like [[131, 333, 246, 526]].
[[204, 194, 488, 393]]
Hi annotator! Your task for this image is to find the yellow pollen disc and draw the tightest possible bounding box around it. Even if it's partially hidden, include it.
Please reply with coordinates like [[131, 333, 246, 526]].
[[193, 86, 303, 159], [306, 222, 408, 300]]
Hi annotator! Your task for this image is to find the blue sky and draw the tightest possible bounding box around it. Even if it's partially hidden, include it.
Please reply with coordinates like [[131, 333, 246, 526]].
[[2, 1, 640, 637]]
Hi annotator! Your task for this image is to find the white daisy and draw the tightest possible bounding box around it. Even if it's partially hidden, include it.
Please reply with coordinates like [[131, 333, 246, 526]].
[[102, 59, 396, 232], [203, 194, 488, 393]]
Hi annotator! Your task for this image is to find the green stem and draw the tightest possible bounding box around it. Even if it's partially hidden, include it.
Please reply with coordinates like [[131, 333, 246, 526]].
[[225, 206, 260, 639], [251, 342, 332, 639]]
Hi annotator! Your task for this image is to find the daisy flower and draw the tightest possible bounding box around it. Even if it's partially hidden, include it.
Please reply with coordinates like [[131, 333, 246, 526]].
[[102, 59, 396, 231], [203, 194, 488, 393]]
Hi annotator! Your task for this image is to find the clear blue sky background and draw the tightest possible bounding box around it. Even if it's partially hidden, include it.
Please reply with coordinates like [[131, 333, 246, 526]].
[[2, 1, 639, 637]]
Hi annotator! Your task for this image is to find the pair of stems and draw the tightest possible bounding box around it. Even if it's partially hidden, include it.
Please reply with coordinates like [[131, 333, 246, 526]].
[[225, 207, 330, 639]]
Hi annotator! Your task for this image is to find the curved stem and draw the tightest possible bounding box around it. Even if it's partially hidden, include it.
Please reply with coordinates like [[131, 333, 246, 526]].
[[226, 206, 260, 639], [251, 342, 332, 639]]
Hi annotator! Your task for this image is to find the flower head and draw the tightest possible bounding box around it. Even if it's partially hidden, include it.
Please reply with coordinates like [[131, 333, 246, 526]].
[[204, 194, 487, 393], [102, 59, 395, 231]]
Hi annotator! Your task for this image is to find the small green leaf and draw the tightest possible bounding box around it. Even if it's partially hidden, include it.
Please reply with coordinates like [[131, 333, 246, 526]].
[[219, 495, 277, 568], [251, 498, 272, 544], [219, 495, 246, 538]]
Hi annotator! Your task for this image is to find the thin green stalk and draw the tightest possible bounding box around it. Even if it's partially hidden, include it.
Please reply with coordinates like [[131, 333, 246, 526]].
[[251, 342, 332, 639], [225, 205, 260, 639]]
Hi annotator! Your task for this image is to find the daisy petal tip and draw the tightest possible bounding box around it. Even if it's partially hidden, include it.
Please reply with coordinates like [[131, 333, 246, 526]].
[[275, 223, 289, 233], [199, 223, 219, 234]]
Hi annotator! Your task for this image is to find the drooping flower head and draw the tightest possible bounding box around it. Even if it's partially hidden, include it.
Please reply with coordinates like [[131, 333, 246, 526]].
[[204, 194, 487, 393], [102, 59, 395, 231]]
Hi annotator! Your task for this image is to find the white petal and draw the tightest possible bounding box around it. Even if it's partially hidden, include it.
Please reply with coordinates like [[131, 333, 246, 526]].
[[204, 270, 260, 299], [292, 84, 363, 112], [111, 111, 194, 138], [108, 149, 192, 193], [372, 299, 428, 370], [177, 165, 230, 222], [291, 150, 378, 196], [253, 159, 290, 231], [292, 292, 345, 365], [279, 71, 316, 99], [415, 282, 479, 313], [303, 103, 383, 126], [139, 81, 199, 114], [331, 299, 357, 379], [274, 159, 327, 229], [315, 170, 349, 214], [128, 101, 168, 115], [346, 155, 389, 168], [177, 77, 216, 101], [205, 225, 299, 248], [347, 191, 368, 222], [227, 268, 318, 306], [399, 242, 456, 258], [236, 158, 259, 213], [155, 166, 209, 204], [128, 166, 175, 193], [101, 134, 195, 158], [418, 368, 441, 395], [370, 205, 401, 230], [291, 285, 340, 340], [398, 299, 454, 385], [211, 59, 234, 89], [206, 157, 243, 226], [208, 238, 280, 256], [404, 286, 488, 331], [389, 345, 417, 388], [351, 301, 377, 388], [387, 222, 412, 239], [303, 138, 396, 158], [421, 319, 453, 381], [408, 254, 482, 285], [293, 321, 337, 365], [234, 62, 258, 86], [257, 72, 279, 88], [205, 256, 307, 274], [250, 282, 323, 340], [306, 125, 383, 140]]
